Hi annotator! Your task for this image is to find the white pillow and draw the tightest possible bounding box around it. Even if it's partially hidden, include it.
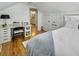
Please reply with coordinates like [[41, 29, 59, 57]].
[[65, 20, 79, 29]]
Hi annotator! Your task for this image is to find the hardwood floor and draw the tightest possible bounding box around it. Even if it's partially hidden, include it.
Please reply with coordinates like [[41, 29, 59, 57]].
[[0, 35, 27, 56], [0, 25, 46, 56]]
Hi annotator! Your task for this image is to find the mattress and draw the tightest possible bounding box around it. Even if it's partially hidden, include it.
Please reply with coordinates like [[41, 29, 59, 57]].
[[52, 27, 79, 56]]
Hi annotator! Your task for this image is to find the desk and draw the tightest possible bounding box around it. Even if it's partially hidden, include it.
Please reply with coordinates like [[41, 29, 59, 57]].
[[12, 27, 24, 37]]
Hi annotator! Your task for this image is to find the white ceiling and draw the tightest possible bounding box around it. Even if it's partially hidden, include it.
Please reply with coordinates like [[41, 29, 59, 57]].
[[30, 2, 79, 13], [0, 2, 79, 13], [0, 2, 17, 11]]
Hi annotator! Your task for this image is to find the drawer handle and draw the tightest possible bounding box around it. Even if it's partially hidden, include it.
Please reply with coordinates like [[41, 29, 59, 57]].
[[4, 31, 7, 33], [4, 36, 8, 37], [4, 39, 8, 40], [3, 29, 7, 30], [52, 24, 57, 26], [3, 31, 7, 32], [3, 33, 8, 34]]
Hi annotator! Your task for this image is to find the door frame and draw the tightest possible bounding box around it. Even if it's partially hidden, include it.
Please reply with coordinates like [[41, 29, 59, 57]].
[[29, 8, 38, 36], [29, 8, 38, 26]]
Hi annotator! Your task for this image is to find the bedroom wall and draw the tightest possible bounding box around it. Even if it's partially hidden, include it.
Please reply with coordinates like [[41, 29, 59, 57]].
[[0, 3, 43, 31], [38, 10, 43, 31], [0, 3, 30, 22]]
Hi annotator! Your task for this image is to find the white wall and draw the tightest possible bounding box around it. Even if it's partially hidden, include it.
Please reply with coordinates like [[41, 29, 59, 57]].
[[0, 3, 43, 31], [38, 10, 43, 31], [0, 3, 30, 23]]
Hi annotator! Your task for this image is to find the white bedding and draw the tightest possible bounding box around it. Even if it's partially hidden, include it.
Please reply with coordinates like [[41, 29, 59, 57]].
[[52, 27, 79, 56], [23, 26, 79, 56]]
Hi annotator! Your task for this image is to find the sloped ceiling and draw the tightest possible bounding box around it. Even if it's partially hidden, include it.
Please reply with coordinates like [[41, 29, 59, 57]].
[[29, 2, 79, 13], [1, 2, 79, 13], [0, 2, 17, 11]]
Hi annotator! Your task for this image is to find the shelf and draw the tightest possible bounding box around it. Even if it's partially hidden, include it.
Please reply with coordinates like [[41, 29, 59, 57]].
[[12, 27, 24, 37], [24, 24, 31, 38], [14, 30, 24, 33]]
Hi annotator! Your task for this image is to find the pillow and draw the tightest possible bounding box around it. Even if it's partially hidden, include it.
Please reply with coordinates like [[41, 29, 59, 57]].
[[65, 20, 79, 29]]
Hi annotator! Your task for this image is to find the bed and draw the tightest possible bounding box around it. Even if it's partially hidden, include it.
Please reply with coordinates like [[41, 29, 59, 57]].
[[52, 27, 79, 56], [23, 16, 79, 56]]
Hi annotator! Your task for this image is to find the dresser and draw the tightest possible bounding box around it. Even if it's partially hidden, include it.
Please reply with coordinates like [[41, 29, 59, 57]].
[[0, 26, 11, 44], [42, 15, 64, 31]]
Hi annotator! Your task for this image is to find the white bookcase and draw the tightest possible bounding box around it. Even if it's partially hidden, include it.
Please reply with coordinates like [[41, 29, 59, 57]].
[[24, 22, 31, 37]]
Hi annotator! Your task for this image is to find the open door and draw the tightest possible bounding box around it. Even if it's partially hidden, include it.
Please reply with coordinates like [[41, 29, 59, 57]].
[[30, 8, 38, 37]]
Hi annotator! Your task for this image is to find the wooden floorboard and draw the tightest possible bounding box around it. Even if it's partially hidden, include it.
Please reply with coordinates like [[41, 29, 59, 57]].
[[0, 25, 46, 56], [0, 36, 27, 56]]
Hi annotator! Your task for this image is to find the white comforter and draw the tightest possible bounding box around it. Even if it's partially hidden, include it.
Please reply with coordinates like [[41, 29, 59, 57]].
[[52, 27, 79, 56]]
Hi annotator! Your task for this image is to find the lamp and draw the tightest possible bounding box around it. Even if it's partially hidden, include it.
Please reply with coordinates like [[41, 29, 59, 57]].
[[0, 14, 10, 27]]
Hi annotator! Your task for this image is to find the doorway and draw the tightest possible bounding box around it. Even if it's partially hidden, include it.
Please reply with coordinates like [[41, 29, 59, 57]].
[[30, 8, 38, 37]]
